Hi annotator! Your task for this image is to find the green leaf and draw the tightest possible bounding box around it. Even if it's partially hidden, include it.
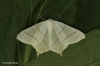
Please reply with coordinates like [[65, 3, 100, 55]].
[[24, 28, 100, 66], [77, 0, 100, 32], [40, 0, 100, 32]]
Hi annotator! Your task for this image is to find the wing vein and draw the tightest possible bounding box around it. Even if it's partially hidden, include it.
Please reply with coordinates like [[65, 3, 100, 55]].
[[36, 25, 44, 35], [52, 38, 59, 46], [43, 40, 48, 47], [58, 25, 66, 35], [63, 31, 77, 42], [24, 31, 39, 43]]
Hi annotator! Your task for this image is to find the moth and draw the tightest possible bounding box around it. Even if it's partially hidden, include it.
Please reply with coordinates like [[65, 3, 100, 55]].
[[17, 18, 85, 56]]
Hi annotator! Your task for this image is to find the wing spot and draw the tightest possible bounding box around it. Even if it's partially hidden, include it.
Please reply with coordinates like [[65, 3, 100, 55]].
[[63, 31, 77, 42], [24, 31, 39, 43], [75, 36, 77, 40]]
